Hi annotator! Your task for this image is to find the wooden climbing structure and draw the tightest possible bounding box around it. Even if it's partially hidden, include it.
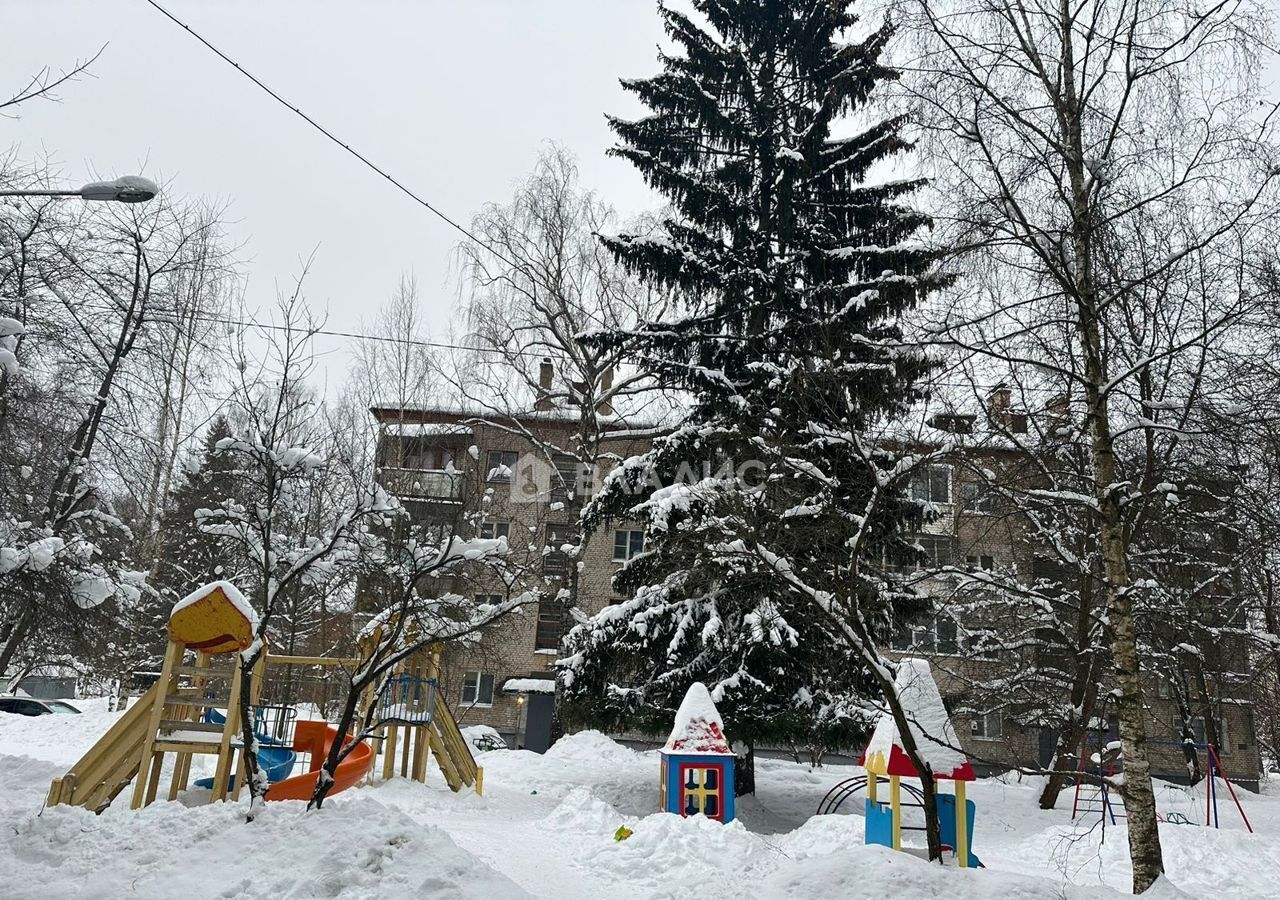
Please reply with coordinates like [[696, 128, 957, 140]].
[[47, 581, 483, 814], [359, 616, 482, 795]]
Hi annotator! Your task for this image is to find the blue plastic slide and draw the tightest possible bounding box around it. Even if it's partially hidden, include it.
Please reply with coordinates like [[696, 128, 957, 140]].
[[192, 707, 298, 790]]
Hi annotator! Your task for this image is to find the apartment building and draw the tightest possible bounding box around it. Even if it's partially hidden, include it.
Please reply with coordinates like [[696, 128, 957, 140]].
[[368, 386, 1261, 787], [894, 389, 1262, 789], [367, 400, 650, 750]]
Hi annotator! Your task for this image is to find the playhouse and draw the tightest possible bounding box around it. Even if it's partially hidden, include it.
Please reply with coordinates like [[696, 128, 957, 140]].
[[860, 659, 981, 868], [46, 581, 482, 813], [659, 682, 736, 823]]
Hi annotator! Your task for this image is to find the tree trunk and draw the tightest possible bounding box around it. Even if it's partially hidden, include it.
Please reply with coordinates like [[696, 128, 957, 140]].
[[238, 653, 266, 821], [734, 742, 756, 797], [309, 686, 362, 810], [868, 661, 944, 862], [1192, 664, 1222, 757], [0, 604, 37, 680], [1076, 272, 1165, 890], [1099, 547, 1163, 891], [1038, 696, 1096, 810], [1058, 5, 1164, 880], [1079, 296, 1164, 890], [1040, 585, 1102, 809]]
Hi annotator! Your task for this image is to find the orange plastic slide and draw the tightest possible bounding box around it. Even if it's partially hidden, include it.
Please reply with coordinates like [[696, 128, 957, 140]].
[[264, 720, 374, 801]]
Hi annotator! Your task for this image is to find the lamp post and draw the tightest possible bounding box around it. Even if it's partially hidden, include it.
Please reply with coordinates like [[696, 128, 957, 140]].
[[0, 175, 159, 204]]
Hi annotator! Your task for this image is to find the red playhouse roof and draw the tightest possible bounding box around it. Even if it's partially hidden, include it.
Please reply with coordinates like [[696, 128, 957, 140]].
[[859, 658, 976, 781], [859, 740, 976, 781], [663, 682, 732, 756]]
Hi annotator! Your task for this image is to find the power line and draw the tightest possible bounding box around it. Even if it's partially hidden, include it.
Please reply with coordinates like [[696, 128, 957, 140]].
[[39, 299, 1227, 400], [141, 0, 516, 269], [170, 307, 553, 359], [129, 2, 1110, 398]]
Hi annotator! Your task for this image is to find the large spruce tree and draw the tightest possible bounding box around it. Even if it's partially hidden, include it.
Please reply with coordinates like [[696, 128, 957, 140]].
[[561, 0, 950, 777], [129, 417, 246, 659]]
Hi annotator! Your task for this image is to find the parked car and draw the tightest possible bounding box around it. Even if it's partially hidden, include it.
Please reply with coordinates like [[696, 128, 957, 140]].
[[0, 696, 81, 716]]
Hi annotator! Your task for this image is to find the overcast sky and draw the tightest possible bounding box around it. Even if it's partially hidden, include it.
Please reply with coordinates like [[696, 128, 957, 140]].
[[2, 1, 670, 388], [5, 2, 1280, 392]]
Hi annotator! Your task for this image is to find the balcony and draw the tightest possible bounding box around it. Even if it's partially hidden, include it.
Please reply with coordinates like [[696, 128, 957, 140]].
[[379, 467, 464, 503]]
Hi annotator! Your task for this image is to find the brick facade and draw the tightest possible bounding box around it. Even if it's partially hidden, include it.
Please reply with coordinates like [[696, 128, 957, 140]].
[[367, 407, 644, 747], [368, 401, 1262, 786]]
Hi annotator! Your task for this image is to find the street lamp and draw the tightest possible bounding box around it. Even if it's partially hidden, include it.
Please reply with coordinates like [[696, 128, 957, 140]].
[[0, 175, 159, 204]]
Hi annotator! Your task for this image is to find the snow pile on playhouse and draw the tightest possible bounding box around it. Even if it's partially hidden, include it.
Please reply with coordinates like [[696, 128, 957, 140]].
[[862, 657, 975, 780], [662, 681, 731, 754], [659, 682, 737, 823]]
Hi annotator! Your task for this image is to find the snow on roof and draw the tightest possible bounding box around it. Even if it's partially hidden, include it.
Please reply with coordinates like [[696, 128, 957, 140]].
[[170, 580, 259, 631], [662, 682, 732, 756], [502, 678, 556, 694], [383, 422, 474, 438], [861, 658, 975, 781], [369, 399, 670, 434]]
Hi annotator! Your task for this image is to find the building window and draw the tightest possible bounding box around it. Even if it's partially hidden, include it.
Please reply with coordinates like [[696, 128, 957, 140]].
[[613, 529, 645, 562], [679, 763, 724, 820], [475, 593, 504, 608], [1176, 716, 1227, 751], [935, 616, 959, 654], [550, 453, 583, 504], [486, 450, 519, 482], [478, 520, 510, 541], [893, 614, 963, 656], [962, 481, 997, 514], [971, 710, 1003, 740], [399, 442, 457, 472], [544, 523, 572, 578], [915, 536, 953, 569], [965, 554, 995, 571], [461, 671, 495, 707], [535, 600, 565, 651], [911, 465, 951, 504]]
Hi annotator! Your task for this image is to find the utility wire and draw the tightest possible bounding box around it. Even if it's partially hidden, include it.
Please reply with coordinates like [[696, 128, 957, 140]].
[[29, 299, 1221, 399], [105, 3, 1238, 402], [141, 0, 516, 268]]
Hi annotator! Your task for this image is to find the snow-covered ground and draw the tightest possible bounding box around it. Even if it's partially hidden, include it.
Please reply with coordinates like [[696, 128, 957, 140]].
[[1, 699, 1277, 898]]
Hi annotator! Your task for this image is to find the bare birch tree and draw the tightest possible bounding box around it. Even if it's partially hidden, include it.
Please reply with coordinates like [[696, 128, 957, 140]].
[[452, 145, 672, 630], [895, 0, 1280, 889]]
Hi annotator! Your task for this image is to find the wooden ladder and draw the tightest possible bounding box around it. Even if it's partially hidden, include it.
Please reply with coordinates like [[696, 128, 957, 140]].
[[129, 639, 261, 808]]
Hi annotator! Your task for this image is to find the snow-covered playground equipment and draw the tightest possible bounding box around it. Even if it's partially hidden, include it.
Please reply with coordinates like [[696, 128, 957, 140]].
[[659, 682, 736, 823], [820, 659, 982, 868], [46, 581, 481, 813], [1072, 731, 1254, 834]]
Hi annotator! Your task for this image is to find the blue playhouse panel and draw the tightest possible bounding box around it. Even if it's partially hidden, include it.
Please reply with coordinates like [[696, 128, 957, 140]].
[[936, 793, 981, 868], [865, 798, 894, 848], [660, 751, 735, 823]]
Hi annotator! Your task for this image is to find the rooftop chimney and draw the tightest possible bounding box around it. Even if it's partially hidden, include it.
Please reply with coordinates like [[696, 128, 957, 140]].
[[597, 366, 614, 416], [986, 383, 1027, 433], [535, 357, 554, 411], [1046, 394, 1071, 439], [987, 384, 1011, 417]]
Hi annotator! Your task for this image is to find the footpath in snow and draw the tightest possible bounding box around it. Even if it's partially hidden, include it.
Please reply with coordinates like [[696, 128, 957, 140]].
[[1, 700, 1277, 899]]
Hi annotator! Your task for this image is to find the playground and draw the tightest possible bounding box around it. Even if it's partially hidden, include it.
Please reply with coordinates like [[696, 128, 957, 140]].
[[39, 582, 480, 817], [0, 701, 1274, 896], [0, 588, 1275, 898], [0, 704, 1276, 898]]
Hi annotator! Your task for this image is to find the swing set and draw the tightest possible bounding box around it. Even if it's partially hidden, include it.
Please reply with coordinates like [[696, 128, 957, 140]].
[[1071, 733, 1253, 833], [1156, 740, 1253, 833]]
